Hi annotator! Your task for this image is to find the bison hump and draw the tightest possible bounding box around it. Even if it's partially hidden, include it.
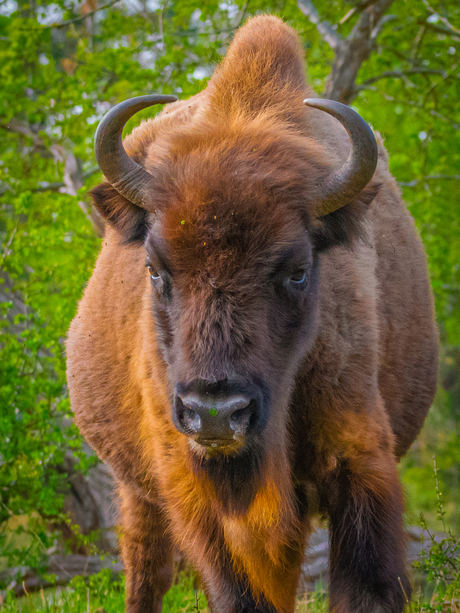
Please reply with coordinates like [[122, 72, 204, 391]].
[[207, 16, 312, 123]]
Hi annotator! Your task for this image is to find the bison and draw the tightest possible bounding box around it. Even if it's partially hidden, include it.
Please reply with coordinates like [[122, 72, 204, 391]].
[[66, 15, 438, 613]]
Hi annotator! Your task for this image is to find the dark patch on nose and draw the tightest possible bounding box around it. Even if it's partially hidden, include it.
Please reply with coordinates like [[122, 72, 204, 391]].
[[172, 379, 264, 448]]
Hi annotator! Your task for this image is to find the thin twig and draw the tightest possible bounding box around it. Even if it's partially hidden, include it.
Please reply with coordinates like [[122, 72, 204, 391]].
[[419, 20, 460, 39], [423, 62, 459, 101], [381, 92, 460, 130], [235, 0, 249, 30], [398, 174, 460, 187], [370, 14, 398, 42], [296, 0, 342, 50], [31, 168, 99, 193], [356, 67, 449, 90], [421, 0, 460, 36], [339, 0, 379, 25], [1, 223, 19, 263], [0, 119, 38, 138], [411, 25, 426, 61], [26, 0, 122, 30]]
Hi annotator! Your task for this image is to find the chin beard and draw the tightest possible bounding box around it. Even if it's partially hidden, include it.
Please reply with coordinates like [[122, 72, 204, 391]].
[[188, 438, 265, 516]]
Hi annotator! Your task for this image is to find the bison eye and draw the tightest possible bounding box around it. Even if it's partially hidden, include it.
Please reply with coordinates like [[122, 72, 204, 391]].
[[289, 270, 307, 285], [148, 265, 161, 281]]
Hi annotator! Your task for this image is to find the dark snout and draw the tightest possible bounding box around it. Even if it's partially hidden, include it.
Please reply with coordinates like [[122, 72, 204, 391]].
[[173, 380, 264, 448]]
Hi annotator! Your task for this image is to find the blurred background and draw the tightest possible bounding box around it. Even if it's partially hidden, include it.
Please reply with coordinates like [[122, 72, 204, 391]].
[[0, 0, 459, 607]]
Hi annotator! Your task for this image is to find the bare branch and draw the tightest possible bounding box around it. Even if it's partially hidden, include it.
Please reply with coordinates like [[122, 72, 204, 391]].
[[410, 25, 427, 61], [356, 67, 449, 91], [421, 0, 460, 36], [0, 181, 14, 196], [423, 62, 459, 101], [0, 554, 123, 596], [31, 169, 99, 193], [347, 0, 396, 41], [296, 0, 342, 51], [0, 117, 103, 235], [370, 14, 397, 42], [0, 119, 38, 139], [324, 0, 397, 103], [25, 0, 122, 30], [30, 182, 67, 193], [339, 0, 379, 26], [0, 119, 52, 158], [399, 174, 460, 187], [381, 92, 460, 131], [419, 20, 460, 40], [235, 0, 249, 30]]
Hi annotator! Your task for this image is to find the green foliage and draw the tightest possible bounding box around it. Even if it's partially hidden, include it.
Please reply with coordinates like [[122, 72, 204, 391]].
[[402, 386, 460, 531], [412, 460, 460, 611], [0, 189, 99, 568]]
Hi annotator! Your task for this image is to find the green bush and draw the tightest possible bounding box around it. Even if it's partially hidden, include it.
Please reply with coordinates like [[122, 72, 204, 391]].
[[413, 460, 460, 611]]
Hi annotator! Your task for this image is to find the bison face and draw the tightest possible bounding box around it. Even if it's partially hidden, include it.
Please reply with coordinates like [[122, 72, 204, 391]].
[[145, 197, 321, 459]]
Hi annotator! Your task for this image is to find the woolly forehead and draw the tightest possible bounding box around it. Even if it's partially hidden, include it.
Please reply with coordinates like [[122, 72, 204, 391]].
[[145, 194, 317, 297], [143, 126, 328, 277], [143, 118, 334, 216], [146, 195, 312, 278]]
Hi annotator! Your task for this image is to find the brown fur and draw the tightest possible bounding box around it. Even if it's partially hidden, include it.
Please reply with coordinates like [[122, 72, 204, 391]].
[[67, 16, 438, 613]]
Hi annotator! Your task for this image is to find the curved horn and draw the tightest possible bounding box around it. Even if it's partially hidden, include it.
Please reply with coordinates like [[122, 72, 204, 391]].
[[304, 98, 378, 216], [95, 94, 177, 208]]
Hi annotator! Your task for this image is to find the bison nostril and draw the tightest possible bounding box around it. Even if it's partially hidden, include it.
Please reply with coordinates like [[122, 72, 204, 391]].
[[230, 404, 252, 435], [230, 400, 257, 435], [182, 406, 201, 433]]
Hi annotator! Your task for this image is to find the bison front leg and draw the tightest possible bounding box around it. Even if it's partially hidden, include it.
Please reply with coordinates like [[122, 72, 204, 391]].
[[326, 452, 410, 613], [119, 484, 174, 613]]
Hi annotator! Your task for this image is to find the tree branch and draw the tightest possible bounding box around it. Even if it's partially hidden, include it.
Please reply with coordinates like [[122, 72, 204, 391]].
[[31, 169, 99, 193], [422, 62, 459, 103], [324, 0, 397, 103], [356, 67, 449, 91], [418, 19, 460, 40], [1, 119, 39, 139], [25, 0, 122, 30], [421, 0, 460, 36], [296, 0, 342, 51], [0, 118, 104, 235], [398, 174, 460, 187], [295, 0, 397, 103], [234, 0, 250, 30], [339, 0, 380, 26], [0, 119, 52, 158], [370, 14, 398, 42], [381, 93, 460, 131]]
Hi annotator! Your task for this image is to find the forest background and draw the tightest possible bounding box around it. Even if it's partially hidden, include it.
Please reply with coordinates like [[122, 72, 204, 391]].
[[0, 0, 459, 598]]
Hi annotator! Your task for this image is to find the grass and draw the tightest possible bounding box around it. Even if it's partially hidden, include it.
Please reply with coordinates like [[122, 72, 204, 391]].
[[0, 564, 459, 613], [0, 570, 209, 613], [0, 570, 331, 613], [1, 463, 458, 613]]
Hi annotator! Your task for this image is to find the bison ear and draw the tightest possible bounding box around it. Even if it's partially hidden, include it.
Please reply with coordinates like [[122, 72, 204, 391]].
[[310, 181, 381, 252], [91, 182, 149, 244]]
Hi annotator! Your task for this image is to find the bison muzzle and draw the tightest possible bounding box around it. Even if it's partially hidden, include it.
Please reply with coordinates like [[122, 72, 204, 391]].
[[66, 15, 438, 613]]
